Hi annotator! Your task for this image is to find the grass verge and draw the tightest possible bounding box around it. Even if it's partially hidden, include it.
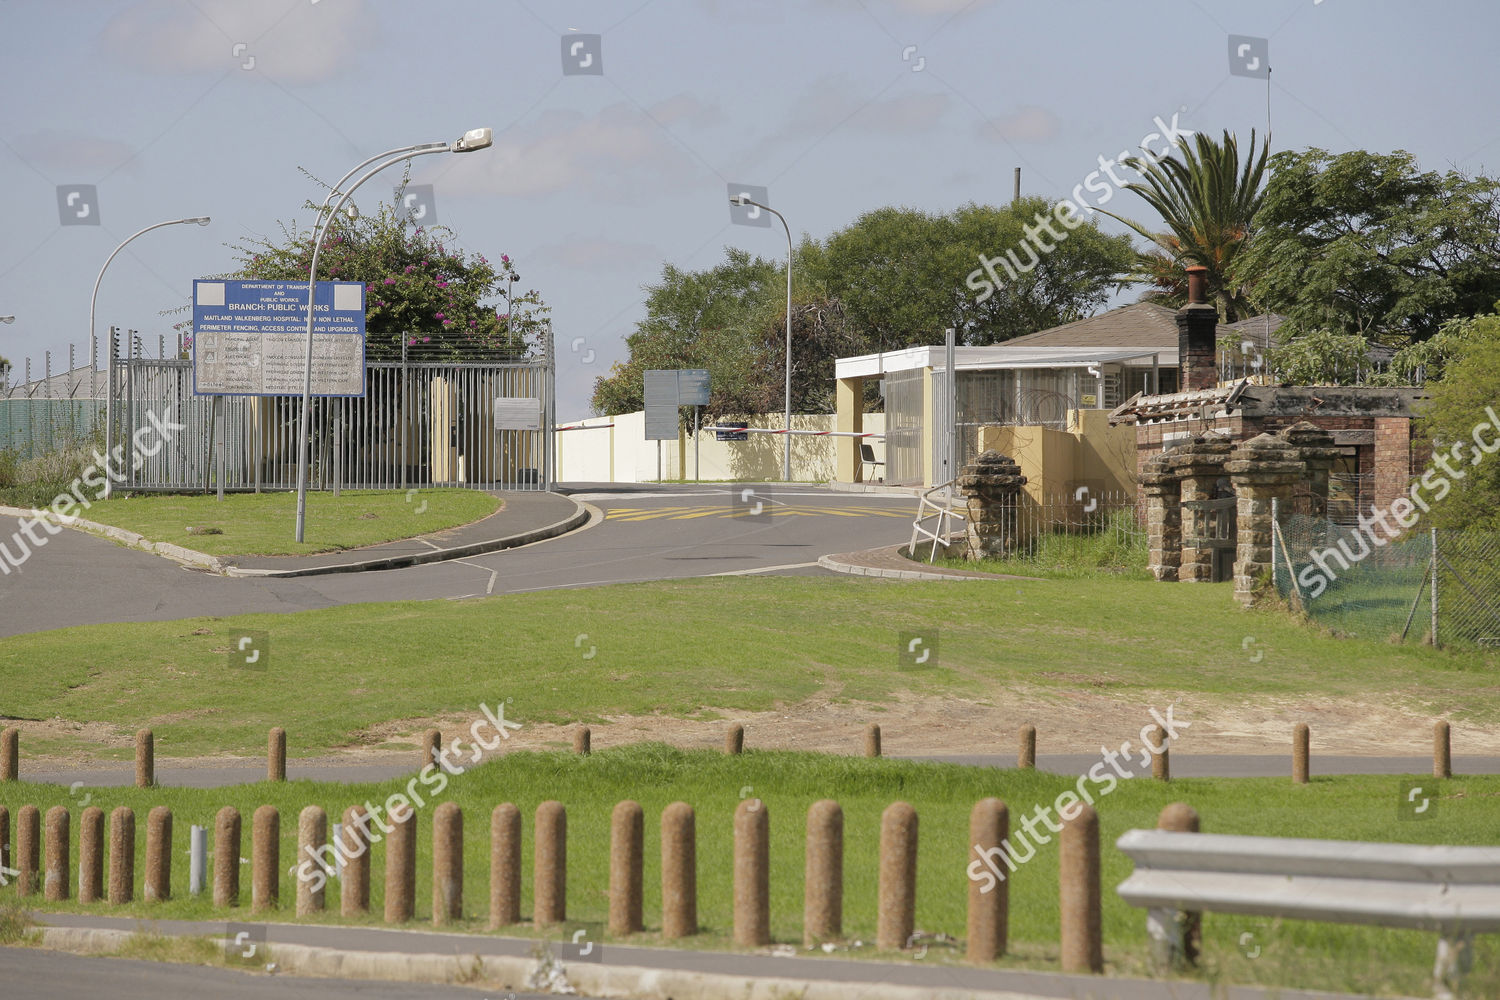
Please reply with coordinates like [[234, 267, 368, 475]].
[[1, 746, 1494, 998], [62, 489, 502, 556], [2, 575, 1497, 758]]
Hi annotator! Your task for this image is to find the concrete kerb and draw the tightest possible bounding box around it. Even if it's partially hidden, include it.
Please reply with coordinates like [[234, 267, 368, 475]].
[[0, 497, 590, 579], [819, 544, 1045, 583], [33, 925, 1052, 1000]]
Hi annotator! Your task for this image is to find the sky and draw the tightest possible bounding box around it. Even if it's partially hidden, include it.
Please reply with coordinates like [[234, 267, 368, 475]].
[[3, 0, 1499, 418]]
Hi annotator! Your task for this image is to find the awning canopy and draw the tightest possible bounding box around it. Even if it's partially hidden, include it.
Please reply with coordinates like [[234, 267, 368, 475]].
[[835, 345, 1177, 379]]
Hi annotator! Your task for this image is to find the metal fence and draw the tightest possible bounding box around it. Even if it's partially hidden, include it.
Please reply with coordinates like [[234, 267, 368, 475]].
[[107, 333, 554, 492], [1011, 490, 1146, 559], [1272, 509, 1500, 649]]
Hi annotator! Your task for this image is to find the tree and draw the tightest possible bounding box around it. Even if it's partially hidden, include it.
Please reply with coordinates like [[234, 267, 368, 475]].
[[1265, 330, 1374, 385], [1237, 149, 1500, 344], [224, 180, 548, 360], [1416, 312, 1500, 531], [1106, 129, 1269, 322]]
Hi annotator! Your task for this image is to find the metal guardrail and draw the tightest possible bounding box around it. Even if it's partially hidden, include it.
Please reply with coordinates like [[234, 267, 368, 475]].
[[1117, 828, 1500, 998], [907, 479, 965, 563]]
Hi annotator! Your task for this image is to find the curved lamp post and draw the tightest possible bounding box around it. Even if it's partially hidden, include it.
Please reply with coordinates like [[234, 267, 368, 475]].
[[92, 217, 211, 498], [730, 195, 793, 482], [294, 128, 494, 542]]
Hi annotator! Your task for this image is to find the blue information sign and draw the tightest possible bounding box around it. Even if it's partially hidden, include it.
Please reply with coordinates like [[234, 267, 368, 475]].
[[192, 279, 367, 397]]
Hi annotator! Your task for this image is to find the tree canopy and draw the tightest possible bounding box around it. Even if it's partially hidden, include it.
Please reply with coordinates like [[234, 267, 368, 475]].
[[224, 181, 549, 361], [1415, 311, 1500, 531], [1237, 148, 1500, 344]]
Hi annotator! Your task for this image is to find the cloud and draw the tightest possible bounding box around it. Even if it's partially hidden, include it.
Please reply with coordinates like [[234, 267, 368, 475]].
[[99, 0, 376, 83], [10, 131, 138, 174], [975, 105, 1061, 143], [533, 238, 665, 272], [436, 97, 718, 199]]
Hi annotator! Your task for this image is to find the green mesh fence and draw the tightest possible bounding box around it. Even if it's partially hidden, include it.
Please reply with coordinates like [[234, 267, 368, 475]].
[[0, 399, 102, 460], [1274, 511, 1500, 649]]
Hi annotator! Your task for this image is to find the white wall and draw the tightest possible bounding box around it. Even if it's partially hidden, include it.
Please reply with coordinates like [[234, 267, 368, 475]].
[[555, 411, 886, 483]]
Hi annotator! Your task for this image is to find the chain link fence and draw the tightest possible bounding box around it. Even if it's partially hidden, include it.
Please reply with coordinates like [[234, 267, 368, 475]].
[[1273, 508, 1500, 649]]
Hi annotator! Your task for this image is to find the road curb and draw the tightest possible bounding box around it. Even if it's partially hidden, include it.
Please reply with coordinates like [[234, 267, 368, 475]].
[[0, 498, 589, 579], [33, 926, 1049, 1000], [819, 545, 1046, 583], [223, 499, 589, 578]]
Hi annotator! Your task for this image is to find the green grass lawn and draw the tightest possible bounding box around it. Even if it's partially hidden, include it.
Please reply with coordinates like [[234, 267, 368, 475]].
[[1, 576, 1496, 759], [2, 747, 1495, 997], [66, 489, 502, 556]]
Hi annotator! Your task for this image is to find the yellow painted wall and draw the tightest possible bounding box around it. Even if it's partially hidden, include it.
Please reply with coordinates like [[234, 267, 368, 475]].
[[978, 411, 1136, 504]]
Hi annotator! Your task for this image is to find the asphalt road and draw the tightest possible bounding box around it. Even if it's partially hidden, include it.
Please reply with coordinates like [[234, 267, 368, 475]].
[[0, 947, 557, 1000], [0, 484, 916, 638]]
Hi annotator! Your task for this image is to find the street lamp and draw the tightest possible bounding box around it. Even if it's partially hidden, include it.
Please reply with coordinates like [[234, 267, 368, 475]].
[[730, 194, 793, 482], [0, 316, 14, 324], [294, 128, 494, 542], [92, 216, 211, 498]]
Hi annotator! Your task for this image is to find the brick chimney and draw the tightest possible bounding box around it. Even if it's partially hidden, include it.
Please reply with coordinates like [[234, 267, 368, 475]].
[[1177, 265, 1219, 392]]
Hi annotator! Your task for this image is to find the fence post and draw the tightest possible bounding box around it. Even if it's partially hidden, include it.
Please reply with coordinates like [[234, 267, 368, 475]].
[[573, 725, 591, 756], [1, 727, 16, 780], [384, 805, 416, 923], [661, 802, 697, 939], [725, 724, 744, 755], [1148, 724, 1169, 781], [864, 724, 881, 758], [189, 824, 206, 896], [1431, 526, 1439, 647], [268, 727, 286, 782], [297, 806, 326, 916], [135, 729, 154, 788], [1293, 722, 1310, 784]]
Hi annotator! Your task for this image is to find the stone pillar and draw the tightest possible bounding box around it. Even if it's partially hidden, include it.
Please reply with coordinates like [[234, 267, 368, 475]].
[[725, 724, 744, 755], [213, 807, 239, 908], [267, 727, 286, 782], [1435, 721, 1452, 780], [489, 803, 521, 928], [1166, 434, 1232, 584], [145, 807, 172, 902], [134, 729, 154, 788], [16, 804, 39, 896], [420, 729, 441, 769], [44, 806, 69, 901], [1280, 422, 1339, 518], [661, 802, 697, 939], [534, 801, 566, 925], [609, 801, 644, 936], [251, 806, 279, 913], [1227, 432, 1306, 605], [384, 805, 416, 923], [297, 806, 326, 915], [1, 726, 16, 780], [1058, 804, 1103, 973], [573, 725, 591, 755], [110, 807, 135, 905], [877, 802, 918, 951], [79, 806, 104, 903], [803, 800, 842, 946], [1293, 723, 1310, 784], [864, 724, 881, 758], [967, 798, 1008, 962], [733, 797, 769, 946], [1156, 804, 1201, 966], [1018, 724, 1036, 769], [956, 451, 1027, 560], [341, 806, 371, 916], [1140, 453, 1181, 582], [432, 802, 463, 926]]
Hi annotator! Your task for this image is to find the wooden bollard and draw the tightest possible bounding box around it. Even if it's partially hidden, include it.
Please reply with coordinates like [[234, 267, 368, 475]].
[[420, 728, 441, 769], [135, 729, 154, 788], [145, 806, 172, 902], [573, 725, 591, 756], [1059, 803, 1103, 974], [733, 796, 769, 946], [610, 800, 644, 936], [268, 727, 286, 782], [341, 806, 370, 916], [1435, 720, 1452, 779], [79, 807, 105, 903], [661, 802, 697, 939], [432, 802, 463, 926], [1019, 724, 1036, 769], [534, 800, 566, 924], [16, 804, 39, 896], [1, 726, 16, 780], [44, 806, 69, 901], [297, 806, 326, 915], [804, 800, 843, 946], [1293, 722, 1310, 784], [864, 724, 881, 758], [213, 807, 240, 907], [877, 802, 918, 951], [252, 806, 278, 913], [967, 797, 1008, 962], [110, 807, 135, 905], [384, 804, 416, 923], [0, 807, 8, 880], [1148, 724, 1170, 781], [1157, 803, 1200, 965], [725, 723, 744, 755], [489, 803, 521, 928]]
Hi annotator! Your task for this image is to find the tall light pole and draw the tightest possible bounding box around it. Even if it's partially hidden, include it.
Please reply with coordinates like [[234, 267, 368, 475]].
[[294, 128, 494, 542], [91, 217, 211, 498], [730, 195, 793, 481]]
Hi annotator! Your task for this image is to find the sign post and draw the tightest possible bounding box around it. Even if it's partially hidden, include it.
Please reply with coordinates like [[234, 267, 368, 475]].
[[192, 280, 366, 397], [644, 369, 711, 482]]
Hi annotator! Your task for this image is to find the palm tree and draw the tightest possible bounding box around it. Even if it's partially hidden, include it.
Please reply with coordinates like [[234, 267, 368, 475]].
[[1104, 129, 1269, 322]]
